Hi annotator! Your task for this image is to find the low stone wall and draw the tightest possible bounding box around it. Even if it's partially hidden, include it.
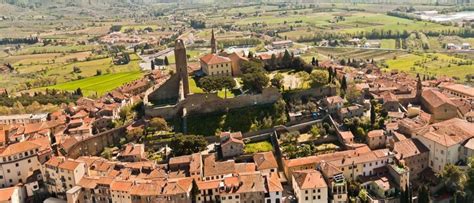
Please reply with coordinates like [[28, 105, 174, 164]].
[[145, 87, 282, 119], [284, 86, 337, 100], [63, 126, 127, 159]]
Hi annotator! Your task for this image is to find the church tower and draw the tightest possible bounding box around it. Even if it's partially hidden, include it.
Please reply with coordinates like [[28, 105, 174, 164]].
[[416, 73, 422, 101], [211, 29, 217, 54], [175, 39, 189, 97]]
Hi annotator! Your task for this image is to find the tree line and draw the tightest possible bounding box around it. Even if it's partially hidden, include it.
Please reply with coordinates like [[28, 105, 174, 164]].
[[0, 37, 38, 45]]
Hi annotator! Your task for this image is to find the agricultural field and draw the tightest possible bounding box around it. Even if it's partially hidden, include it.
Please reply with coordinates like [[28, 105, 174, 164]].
[[42, 71, 143, 97], [384, 53, 474, 81]]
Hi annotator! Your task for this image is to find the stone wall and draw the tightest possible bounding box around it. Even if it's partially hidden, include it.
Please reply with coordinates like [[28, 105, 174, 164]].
[[145, 87, 282, 119], [147, 73, 180, 105], [284, 86, 337, 100], [63, 126, 127, 159]]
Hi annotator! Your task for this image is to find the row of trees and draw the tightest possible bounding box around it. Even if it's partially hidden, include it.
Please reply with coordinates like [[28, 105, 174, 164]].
[[0, 90, 79, 107], [0, 37, 38, 45]]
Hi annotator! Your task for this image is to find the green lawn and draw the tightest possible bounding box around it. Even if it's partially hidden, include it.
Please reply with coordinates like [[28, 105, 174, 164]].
[[385, 53, 474, 81], [188, 76, 235, 98], [43, 71, 143, 97], [244, 140, 273, 154]]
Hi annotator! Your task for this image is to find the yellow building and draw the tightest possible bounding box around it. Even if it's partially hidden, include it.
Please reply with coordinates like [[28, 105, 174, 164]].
[[200, 53, 232, 76]]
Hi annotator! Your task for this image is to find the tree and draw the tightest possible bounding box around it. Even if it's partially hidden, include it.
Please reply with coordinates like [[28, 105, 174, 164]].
[[164, 56, 169, 66], [96, 69, 102, 76], [199, 76, 223, 93], [309, 70, 328, 88], [269, 53, 278, 70], [221, 76, 236, 99], [465, 157, 474, 202], [149, 117, 169, 131], [241, 71, 269, 93], [75, 88, 83, 96], [418, 185, 430, 203], [126, 128, 144, 141], [341, 76, 347, 93], [345, 84, 361, 103], [101, 147, 113, 160], [291, 57, 306, 72], [271, 73, 284, 89], [169, 134, 207, 156], [370, 101, 376, 128], [282, 49, 292, 68], [247, 51, 254, 58], [359, 189, 369, 203], [303, 64, 313, 74], [241, 60, 265, 74], [310, 125, 321, 139], [151, 60, 155, 70], [328, 68, 333, 83], [438, 164, 467, 201]]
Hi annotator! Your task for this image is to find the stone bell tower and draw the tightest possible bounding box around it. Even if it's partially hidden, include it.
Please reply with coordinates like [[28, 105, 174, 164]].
[[174, 39, 189, 97], [211, 29, 217, 54]]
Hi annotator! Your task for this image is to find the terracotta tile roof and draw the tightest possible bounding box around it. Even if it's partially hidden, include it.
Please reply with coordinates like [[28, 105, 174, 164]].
[[59, 159, 82, 171], [220, 131, 244, 146], [266, 172, 283, 192], [0, 187, 16, 201], [319, 161, 342, 178], [203, 153, 235, 177], [196, 180, 220, 190], [440, 83, 474, 97], [0, 141, 40, 157], [163, 178, 193, 195], [422, 89, 455, 108], [418, 118, 474, 147], [169, 155, 192, 166], [323, 96, 344, 105], [78, 176, 99, 189], [130, 181, 165, 196], [110, 180, 133, 192], [235, 163, 256, 173], [121, 143, 143, 156], [200, 53, 231, 65], [253, 152, 278, 171], [367, 130, 385, 138], [293, 169, 327, 190], [189, 153, 202, 174], [234, 173, 266, 194], [60, 136, 79, 152], [393, 139, 429, 160]]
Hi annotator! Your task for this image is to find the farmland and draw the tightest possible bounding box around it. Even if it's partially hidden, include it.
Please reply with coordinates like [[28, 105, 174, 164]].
[[42, 71, 143, 97], [384, 53, 474, 81]]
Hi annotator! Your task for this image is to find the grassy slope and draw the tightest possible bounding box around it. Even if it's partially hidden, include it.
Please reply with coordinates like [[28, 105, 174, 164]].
[[44, 71, 143, 97]]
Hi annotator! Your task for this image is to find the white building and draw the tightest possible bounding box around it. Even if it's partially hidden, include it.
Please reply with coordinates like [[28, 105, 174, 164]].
[[0, 186, 27, 203], [265, 172, 283, 203], [0, 141, 42, 188], [292, 169, 328, 203], [43, 156, 86, 198], [0, 114, 48, 125], [413, 118, 474, 173]]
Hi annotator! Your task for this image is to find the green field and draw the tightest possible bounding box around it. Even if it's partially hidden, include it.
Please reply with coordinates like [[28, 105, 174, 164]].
[[43, 71, 143, 97], [385, 53, 474, 81], [244, 140, 273, 154]]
